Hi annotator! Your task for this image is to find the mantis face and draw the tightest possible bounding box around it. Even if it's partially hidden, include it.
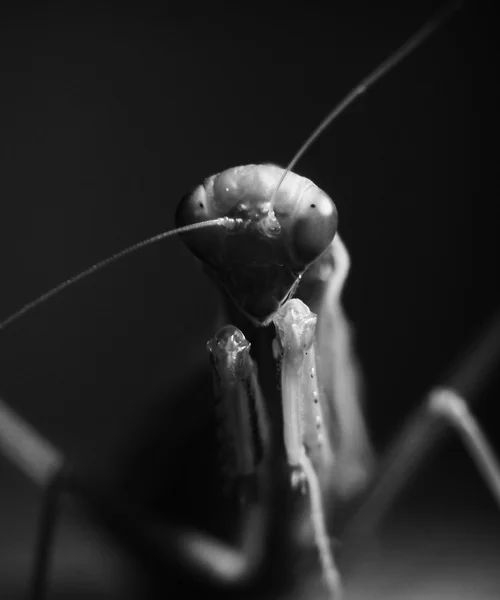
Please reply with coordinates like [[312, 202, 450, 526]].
[[176, 164, 338, 325]]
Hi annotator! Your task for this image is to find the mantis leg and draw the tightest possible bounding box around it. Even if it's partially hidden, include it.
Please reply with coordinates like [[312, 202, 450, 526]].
[[273, 299, 342, 598], [205, 324, 304, 594], [30, 466, 71, 600], [299, 235, 376, 500], [29, 456, 295, 598], [343, 312, 500, 542]]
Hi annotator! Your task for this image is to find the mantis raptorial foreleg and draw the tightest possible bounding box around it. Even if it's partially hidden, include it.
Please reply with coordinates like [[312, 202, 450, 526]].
[[207, 325, 270, 504], [209, 303, 342, 598], [272, 298, 341, 597], [299, 235, 376, 500], [272, 299, 336, 483]]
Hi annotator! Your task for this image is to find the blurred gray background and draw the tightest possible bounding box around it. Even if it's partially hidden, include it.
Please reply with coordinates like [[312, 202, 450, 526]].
[[1, 1, 499, 598]]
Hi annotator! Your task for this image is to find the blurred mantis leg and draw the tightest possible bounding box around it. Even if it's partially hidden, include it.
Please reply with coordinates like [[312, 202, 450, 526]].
[[0, 396, 67, 599], [343, 312, 500, 542], [30, 465, 72, 600], [0, 396, 63, 485], [343, 388, 500, 545], [300, 235, 376, 499], [428, 388, 500, 507], [301, 450, 343, 598]]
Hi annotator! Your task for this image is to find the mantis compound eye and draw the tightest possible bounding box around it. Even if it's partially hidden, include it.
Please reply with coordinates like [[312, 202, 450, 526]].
[[285, 186, 338, 266], [177, 184, 210, 223]]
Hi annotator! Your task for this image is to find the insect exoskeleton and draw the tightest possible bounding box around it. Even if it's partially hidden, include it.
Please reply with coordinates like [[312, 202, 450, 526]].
[[273, 298, 336, 484], [207, 324, 270, 503], [175, 164, 338, 326]]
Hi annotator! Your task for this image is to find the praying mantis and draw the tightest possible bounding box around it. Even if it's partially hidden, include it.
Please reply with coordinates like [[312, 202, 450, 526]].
[[0, 1, 500, 600]]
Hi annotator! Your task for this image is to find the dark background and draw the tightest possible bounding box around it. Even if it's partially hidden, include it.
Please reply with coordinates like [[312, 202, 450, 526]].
[[0, 1, 499, 598]]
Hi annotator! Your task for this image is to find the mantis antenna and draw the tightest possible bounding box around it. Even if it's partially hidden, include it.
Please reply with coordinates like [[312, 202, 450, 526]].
[[270, 0, 465, 209], [0, 217, 241, 333]]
